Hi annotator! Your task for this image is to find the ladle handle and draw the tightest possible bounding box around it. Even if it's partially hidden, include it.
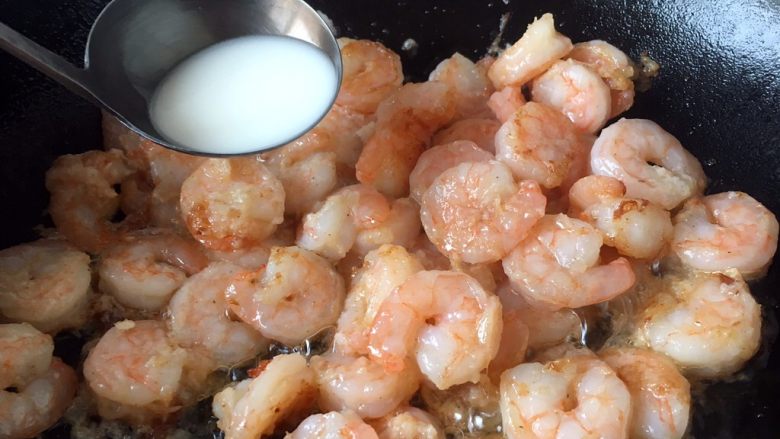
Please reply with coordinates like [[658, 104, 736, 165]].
[[0, 22, 98, 104]]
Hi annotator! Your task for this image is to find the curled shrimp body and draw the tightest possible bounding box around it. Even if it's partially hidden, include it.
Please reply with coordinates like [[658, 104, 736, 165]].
[[227, 246, 345, 346], [488, 13, 573, 89], [633, 270, 761, 378], [429, 52, 494, 119], [0, 323, 53, 389], [488, 86, 527, 123], [214, 353, 317, 439], [671, 191, 779, 276], [368, 270, 503, 390], [370, 406, 444, 439], [180, 157, 285, 251], [98, 231, 209, 311], [531, 59, 612, 133], [0, 240, 91, 333], [353, 198, 421, 257], [502, 214, 636, 310], [568, 40, 636, 118], [500, 348, 631, 439], [432, 118, 501, 153], [601, 347, 691, 439], [168, 262, 268, 368], [409, 141, 494, 203], [45, 149, 137, 253], [287, 411, 379, 439], [421, 160, 546, 264], [495, 102, 592, 190], [590, 119, 707, 210], [337, 38, 403, 115]]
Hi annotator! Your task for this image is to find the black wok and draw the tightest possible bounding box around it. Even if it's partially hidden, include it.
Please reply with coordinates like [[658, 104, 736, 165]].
[[0, 0, 778, 437]]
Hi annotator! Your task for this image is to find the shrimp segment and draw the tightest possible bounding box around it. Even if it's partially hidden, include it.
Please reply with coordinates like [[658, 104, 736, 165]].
[[432, 118, 501, 153], [286, 411, 379, 439], [337, 38, 403, 115], [488, 86, 527, 123], [568, 40, 636, 118], [429, 52, 493, 119], [0, 323, 53, 390], [370, 406, 444, 439], [421, 161, 546, 264], [409, 141, 494, 203]]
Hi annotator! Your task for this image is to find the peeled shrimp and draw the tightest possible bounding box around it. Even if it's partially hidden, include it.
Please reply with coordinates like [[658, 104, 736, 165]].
[[409, 141, 493, 203], [531, 59, 612, 133], [429, 52, 493, 119], [590, 119, 707, 210], [633, 270, 761, 378], [353, 198, 421, 256], [168, 262, 268, 368], [98, 231, 209, 311], [45, 149, 137, 253], [0, 323, 53, 390], [367, 270, 503, 390], [421, 160, 546, 264], [568, 40, 636, 118], [500, 348, 631, 439], [487, 86, 526, 123], [356, 81, 456, 197], [180, 157, 285, 251], [502, 214, 636, 310], [671, 191, 779, 276], [226, 246, 345, 346], [495, 102, 592, 189], [432, 118, 501, 153], [337, 38, 403, 115], [488, 13, 573, 89], [286, 411, 378, 439], [213, 353, 317, 439], [370, 406, 444, 439], [601, 347, 691, 439], [0, 239, 90, 333]]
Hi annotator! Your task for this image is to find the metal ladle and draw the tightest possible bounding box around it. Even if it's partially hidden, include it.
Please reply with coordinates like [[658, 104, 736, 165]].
[[0, 0, 342, 156]]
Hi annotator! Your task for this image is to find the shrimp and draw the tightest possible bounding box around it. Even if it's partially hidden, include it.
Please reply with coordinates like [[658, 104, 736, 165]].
[[494, 102, 592, 190], [179, 157, 285, 251], [0, 323, 53, 390], [337, 38, 403, 115], [0, 239, 91, 333], [420, 374, 502, 436], [500, 348, 631, 439], [356, 82, 457, 198], [311, 352, 421, 419], [488, 13, 573, 89], [421, 160, 546, 264], [287, 411, 379, 439], [487, 86, 526, 123], [486, 302, 529, 383], [168, 262, 268, 368], [671, 191, 779, 276], [531, 59, 612, 133], [432, 118, 501, 153], [429, 52, 494, 119], [45, 149, 137, 253], [97, 231, 209, 311], [568, 40, 636, 118], [569, 176, 674, 260], [409, 141, 493, 203], [353, 198, 421, 256], [632, 270, 761, 378], [367, 270, 503, 390], [590, 119, 707, 210], [213, 353, 317, 439], [502, 214, 636, 310], [601, 347, 691, 439], [370, 406, 444, 439], [226, 246, 345, 346], [83, 320, 188, 423]]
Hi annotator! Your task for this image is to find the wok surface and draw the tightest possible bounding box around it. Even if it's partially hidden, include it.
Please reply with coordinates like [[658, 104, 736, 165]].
[[0, 0, 779, 437]]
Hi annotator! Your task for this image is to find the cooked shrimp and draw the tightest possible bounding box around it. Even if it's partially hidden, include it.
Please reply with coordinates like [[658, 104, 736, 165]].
[[311, 352, 421, 419], [601, 347, 691, 439], [370, 406, 444, 439], [180, 157, 285, 251], [353, 198, 421, 256], [337, 38, 403, 115], [671, 191, 779, 276], [502, 214, 636, 310], [409, 141, 493, 203], [168, 262, 268, 368], [142, 145, 206, 229], [487, 86, 526, 123], [45, 149, 137, 253], [495, 102, 592, 189], [287, 411, 378, 439], [487, 301, 529, 383], [356, 82, 457, 198], [98, 231, 209, 311], [568, 40, 636, 118], [213, 353, 317, 439], [632, 270, 761, 378], [0, 240, 91, 333], [531, 59, 612, 133], [367, 270, 502, 390], [226, 246, 345, 346], [432, 118, 501, 153], [421, 160, 546, 264], [0, 323, 53, 390], [429, 52, 493, 119], [590, 119, 707, 210], [500, 348, 631, 439], [488, 13, 573, 89]]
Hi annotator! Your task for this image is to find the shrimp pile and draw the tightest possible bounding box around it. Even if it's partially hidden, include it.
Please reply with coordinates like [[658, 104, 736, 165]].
[[1, 11, 777, 439]]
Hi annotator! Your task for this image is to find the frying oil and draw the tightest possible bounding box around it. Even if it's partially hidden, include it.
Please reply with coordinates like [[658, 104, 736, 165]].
[[149, 35, 338, 154]]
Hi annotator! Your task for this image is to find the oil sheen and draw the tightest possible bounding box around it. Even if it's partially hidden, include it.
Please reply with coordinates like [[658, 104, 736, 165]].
[[149, 35, 338, 154]]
